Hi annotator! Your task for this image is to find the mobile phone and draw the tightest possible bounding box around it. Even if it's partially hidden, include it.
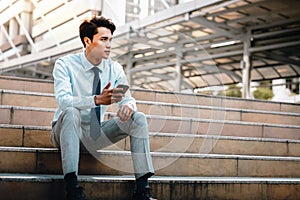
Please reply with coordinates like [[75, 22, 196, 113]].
[[116, 84, 129, 94]]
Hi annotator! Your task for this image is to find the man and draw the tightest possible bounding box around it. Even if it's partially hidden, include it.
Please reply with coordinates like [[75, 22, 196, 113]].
[[51, 16, 156, 200]]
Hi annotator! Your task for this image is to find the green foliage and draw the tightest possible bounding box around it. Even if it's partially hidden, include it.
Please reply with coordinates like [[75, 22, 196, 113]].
[[218, 85, 242, 98], [253, 87, 274, 100]]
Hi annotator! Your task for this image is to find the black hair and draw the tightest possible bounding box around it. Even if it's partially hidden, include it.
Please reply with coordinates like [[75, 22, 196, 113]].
[[79, 16, 116, 47]]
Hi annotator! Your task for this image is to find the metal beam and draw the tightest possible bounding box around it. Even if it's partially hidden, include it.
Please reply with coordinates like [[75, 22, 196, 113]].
[[0, 41, 82, 72], [257, 52, 300, 67], [206, 0, 272, 18], [250, 18, 300, 30], [0, 24, 21, 58], [191, 16, 238, 38], [253, 27, 300, 40], [249, 40, 300, 53], [14, 14, 37, 52], [175, 42, 183, 92], [186, 65, 242, 82], [115, 0, 223, 36], [241, 30, 252, 99], [10, 1, 37, 52], [130, 49, 243, 73], [30, 0, 60, 47]]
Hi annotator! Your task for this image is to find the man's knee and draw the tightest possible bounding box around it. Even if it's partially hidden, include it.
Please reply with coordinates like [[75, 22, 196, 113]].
[[132, 112, 148, 128], [63, 107, 81, 125]]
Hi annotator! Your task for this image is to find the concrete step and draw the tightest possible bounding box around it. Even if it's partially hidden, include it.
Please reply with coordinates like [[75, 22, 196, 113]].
[[0, 89, 57, 108], [2, 89, 300, 126], [0, 75, 54, 93], [1, 105, 300, 139], [1, 124, 300, 157], [1, 173, 299, 200], [1, 75, 299, 114], [136, 100, 300, 126], [1, 147, 300, 177]]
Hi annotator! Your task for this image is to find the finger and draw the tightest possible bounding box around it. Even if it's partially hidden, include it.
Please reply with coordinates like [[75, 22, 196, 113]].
[[123, 108, 131, 116], [113, 88, 124, 94], [112, 92, 124, 98], [103, 82, 111, 89], [112, 96, 123, 103], [122, 107, 133, 118], [117, 107, 130, 121], [117, 110, 126, 122]]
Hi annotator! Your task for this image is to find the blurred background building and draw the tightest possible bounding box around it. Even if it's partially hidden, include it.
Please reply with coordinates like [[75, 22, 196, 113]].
[[0, 0, 299, 102]]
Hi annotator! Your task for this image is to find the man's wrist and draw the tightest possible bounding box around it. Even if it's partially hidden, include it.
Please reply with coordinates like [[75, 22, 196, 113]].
[[94, 95, 100, 105], [127, 102, 135, 110]]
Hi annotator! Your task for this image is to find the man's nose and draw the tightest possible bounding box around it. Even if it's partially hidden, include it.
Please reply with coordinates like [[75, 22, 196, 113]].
[[106, 40, 111, 47]]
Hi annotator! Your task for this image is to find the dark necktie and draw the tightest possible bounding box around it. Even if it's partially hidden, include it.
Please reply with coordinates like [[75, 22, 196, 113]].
[[90, 67, 101, 140]]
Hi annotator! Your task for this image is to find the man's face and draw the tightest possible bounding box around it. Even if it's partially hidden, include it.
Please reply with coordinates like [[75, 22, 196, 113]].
[[85, 27, 112, 63]]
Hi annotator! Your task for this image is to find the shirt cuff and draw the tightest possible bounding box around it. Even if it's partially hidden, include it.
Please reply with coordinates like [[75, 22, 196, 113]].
[[126, 102, 136, 111]]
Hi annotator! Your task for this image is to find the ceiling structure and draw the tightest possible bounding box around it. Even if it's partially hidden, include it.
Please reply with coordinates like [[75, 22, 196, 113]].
[[1, 0, 300, 96]]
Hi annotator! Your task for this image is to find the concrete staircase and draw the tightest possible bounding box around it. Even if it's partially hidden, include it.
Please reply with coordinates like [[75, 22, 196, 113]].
[[0, 75, 300, 200]]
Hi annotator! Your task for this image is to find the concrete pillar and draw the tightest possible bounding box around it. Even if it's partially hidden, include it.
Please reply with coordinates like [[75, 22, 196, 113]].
[[0, 25, 8, 45], [175, 44, 183, 92], [9, 19, 19, 40], [20, 0, 33, 35], [139, 0, 149, 19], [102, 0, 126, 27], [126, 52, 133, 86], [241, 31, 252, 99], [20, 12, 31, 35]]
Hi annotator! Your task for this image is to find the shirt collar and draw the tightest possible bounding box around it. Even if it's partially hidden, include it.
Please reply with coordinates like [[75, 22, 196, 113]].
[[80, 51, 104, 72]]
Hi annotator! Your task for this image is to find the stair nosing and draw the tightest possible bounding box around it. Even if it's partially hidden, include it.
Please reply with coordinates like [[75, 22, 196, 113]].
[[1, 146, 300, 161], [1, 173, 300, 184], [0, 173, 300, 184], [1, 104, 299, 128], [1, 76, 299, 107], [137, 100, 300, 117], [1, 123, 300, 143], [1, 89, 54, 97], [2, 89, 299, 116]]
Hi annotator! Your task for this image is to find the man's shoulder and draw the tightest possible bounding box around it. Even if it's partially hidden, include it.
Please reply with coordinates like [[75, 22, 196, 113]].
[[57, 52, 81, 63], [103, 58, 122, 69]]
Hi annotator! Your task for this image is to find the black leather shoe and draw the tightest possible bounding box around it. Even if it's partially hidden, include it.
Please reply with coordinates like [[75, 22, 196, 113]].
[[132, 186, 157, 200], [66, 185, 87, 200]]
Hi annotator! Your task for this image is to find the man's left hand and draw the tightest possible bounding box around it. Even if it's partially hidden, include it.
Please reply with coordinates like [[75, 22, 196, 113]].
[[117, 104, 134, 122]]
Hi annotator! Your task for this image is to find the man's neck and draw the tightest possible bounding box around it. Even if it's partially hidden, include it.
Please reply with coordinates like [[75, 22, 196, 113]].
[[85, 52, 102, 66]]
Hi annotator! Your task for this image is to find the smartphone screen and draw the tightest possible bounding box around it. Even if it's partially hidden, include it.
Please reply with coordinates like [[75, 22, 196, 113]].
[[116, 84, 129, 94]]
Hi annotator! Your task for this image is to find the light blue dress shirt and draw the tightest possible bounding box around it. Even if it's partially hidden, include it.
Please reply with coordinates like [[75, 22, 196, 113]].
[[52, 51, 136, 123]]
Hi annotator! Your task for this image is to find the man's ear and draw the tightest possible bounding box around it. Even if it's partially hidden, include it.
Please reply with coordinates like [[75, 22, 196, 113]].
[[84, 37, 91, 46]]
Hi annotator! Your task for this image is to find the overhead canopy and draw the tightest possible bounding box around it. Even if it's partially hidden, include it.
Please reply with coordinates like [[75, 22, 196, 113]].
[[1, 0, 299, 93], [111, 0, 300, 92]]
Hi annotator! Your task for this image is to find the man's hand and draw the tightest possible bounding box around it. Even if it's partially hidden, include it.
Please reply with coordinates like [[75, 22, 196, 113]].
[[117, 104, 134, 122], [94, 82, 124, 105]]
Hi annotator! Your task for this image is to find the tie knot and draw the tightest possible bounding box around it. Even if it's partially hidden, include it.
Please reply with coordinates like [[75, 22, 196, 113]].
[[92, 67, 101, 74]]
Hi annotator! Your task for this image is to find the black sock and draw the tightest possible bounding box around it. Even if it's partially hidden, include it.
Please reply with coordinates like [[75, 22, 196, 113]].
[[64, 172, 78, 191], [136, 173, 153, 192]]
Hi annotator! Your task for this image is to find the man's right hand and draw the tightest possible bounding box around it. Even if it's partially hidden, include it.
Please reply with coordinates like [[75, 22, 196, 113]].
[[94, 82, 124, 105]]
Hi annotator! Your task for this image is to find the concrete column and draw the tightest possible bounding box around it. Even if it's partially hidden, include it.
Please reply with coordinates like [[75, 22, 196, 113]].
[[20, 12, 31, 35], [102, 0, 126, 27], [0, 25, 8, 45], [139, 0, 149, 19], [175, 44, 183, 92], [241, 31, 252, 99], [126, 52, 133, 87], [9, 19, 19, 40], [20, 0, 33, 35]]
